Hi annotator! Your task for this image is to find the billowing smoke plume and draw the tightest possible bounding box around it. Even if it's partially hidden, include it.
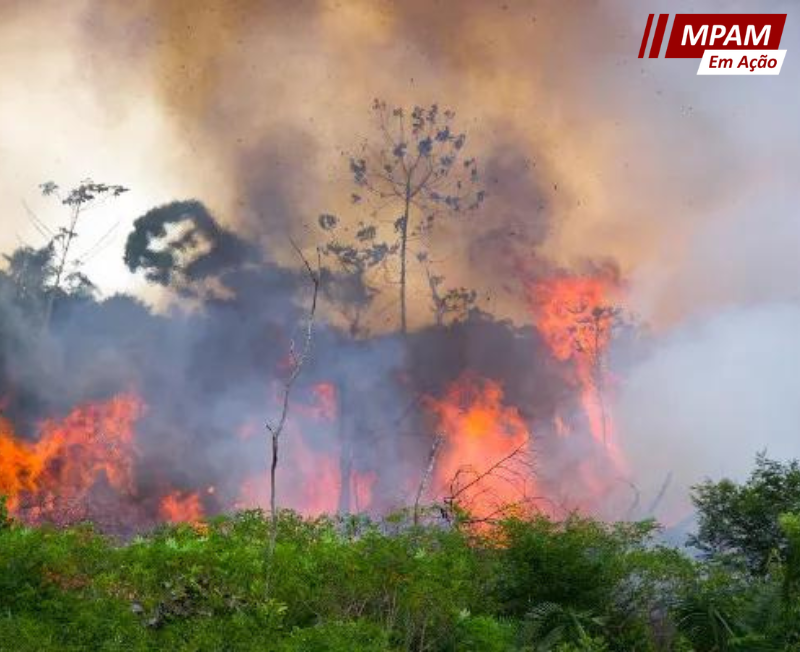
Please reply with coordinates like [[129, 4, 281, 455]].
[[0, 0, 798, 527], [1, 195, 621, 530]]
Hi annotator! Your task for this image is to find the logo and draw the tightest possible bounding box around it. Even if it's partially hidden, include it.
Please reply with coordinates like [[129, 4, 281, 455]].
[[638, 14, 787, 75]]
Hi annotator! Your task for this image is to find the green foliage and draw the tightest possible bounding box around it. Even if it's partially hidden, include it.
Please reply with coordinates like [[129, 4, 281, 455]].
[[0, 509, 658, 651], [279, 621, 393, 651], [455, 614, 517, 651], [4, 475, 800, 652], [493, 516, 657, 616], [674, 574, 739, 651], [690, 454, 800, 573], [0, 495, 10, 530], [551, 636, 609, 652], [778, 512, 800, 599], [523, 601, 607, 651], [679, 455, 800, 650]]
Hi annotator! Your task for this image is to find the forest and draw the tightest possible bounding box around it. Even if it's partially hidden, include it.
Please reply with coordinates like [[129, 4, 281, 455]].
[[0, 103, 797, 651]]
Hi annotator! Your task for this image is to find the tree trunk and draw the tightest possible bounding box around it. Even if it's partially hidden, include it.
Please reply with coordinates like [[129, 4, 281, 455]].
[[414, 435, 443, 526], [43, 206, 79, 331], [337, 384, 352, 514], [592, 317, 608, 449], [268, 430, 279, 555], [399, 184, 411, 334]]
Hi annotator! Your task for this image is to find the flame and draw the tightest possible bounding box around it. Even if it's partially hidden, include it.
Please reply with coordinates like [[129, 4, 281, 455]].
[[237, 381, 346, 516], [236, 433, 341, 516], [424, 373, 533, 519], [159, 490, 204, 523], [351, 470, 376, 513], [0, 394, 144, 524], [310, 382, 338, 421], [286, 432, 341, 515], [530, 276, 615, 362], [526, 275, 626, 470], [528, 276, 619, 445], [291, 381, 339, 423]]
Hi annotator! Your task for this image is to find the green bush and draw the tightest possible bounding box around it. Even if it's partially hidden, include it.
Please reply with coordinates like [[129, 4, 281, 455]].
[[1, 495, 800, 651], [279, 621, 393, 651], [455, 614, 517, 651]]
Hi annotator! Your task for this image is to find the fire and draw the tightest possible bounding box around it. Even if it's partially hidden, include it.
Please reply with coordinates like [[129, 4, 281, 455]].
[[237, 380, 347, 516], [236, 433, 342, 516], [424, 373, 533, 519], [159, 490, 204, 523], [528, 276, 614, 441], [309, 382, 338, 421], [0, 394, 143, 524], [286, 431, 341, 515], [530, 276, 616, 363], [351, 470, 376, 513], [526, 275, 626, 470]]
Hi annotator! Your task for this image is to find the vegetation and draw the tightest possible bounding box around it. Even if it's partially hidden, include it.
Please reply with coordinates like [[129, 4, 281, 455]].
[[0, 119, 795, 650], [2, 457, 800, 651]]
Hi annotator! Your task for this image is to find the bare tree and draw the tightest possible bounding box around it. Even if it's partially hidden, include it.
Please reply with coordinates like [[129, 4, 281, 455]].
[[38, 179, 128, 329], [328, 100, 484, 334], [645, 471, 674, 518], [265, 242, 321, 559], [569, 304, 622, 448], [317, 103, 484, 513]]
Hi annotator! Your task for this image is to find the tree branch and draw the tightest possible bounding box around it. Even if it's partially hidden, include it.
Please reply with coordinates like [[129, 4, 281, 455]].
[[266, 239, 321, 569]]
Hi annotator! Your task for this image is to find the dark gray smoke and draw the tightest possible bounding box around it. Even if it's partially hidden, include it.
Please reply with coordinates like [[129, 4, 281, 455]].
[[0, 198, 623, 531]]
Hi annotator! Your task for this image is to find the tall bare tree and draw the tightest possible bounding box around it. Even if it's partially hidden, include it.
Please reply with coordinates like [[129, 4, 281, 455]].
[[38, 179, 128, 329], [265, 242, 320, 558], [570, 304, 622, 448], [327, 100, 484, 334]]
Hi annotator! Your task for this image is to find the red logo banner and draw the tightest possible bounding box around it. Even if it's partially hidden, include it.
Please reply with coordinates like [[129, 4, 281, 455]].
[[639, 14, 786, 59]]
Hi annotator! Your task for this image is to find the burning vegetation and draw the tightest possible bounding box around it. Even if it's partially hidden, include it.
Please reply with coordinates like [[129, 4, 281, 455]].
[[0, 394, 143, 529], [2, 1, 800, 648], [0, 102, 638, 536]]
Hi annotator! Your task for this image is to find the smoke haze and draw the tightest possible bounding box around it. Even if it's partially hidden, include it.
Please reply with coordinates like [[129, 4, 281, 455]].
[[0, 0, 798, 523]]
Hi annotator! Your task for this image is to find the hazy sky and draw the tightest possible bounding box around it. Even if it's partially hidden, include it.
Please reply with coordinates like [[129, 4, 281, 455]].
[[2, 0, 795, 319]]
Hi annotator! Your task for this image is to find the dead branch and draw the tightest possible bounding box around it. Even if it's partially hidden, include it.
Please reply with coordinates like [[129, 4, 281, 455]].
[[622, 478, 642, 521], [448, 439, 529, 504], [413, 434, 443, 526], [265, 240, 321, 561], [443, 437, 534, 524], [645, 471, 673, 518]]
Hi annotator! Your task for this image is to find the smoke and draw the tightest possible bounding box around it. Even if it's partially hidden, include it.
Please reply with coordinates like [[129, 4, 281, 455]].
[[606, 0, 800, 521], [1, 192, 616, 529], [0, 0, 799, 525], [616, 303, 800, 521]]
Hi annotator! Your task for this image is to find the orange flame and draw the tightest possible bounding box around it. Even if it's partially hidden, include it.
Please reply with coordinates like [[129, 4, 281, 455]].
[[236, 382, 345, 516], [286, 432, 341, 515], [526, 276, 626, 470], [424, 373, 533, 519], [236, 432, 342, 516], [0, 394, 144, 524], [159, 490, 204, 523]]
